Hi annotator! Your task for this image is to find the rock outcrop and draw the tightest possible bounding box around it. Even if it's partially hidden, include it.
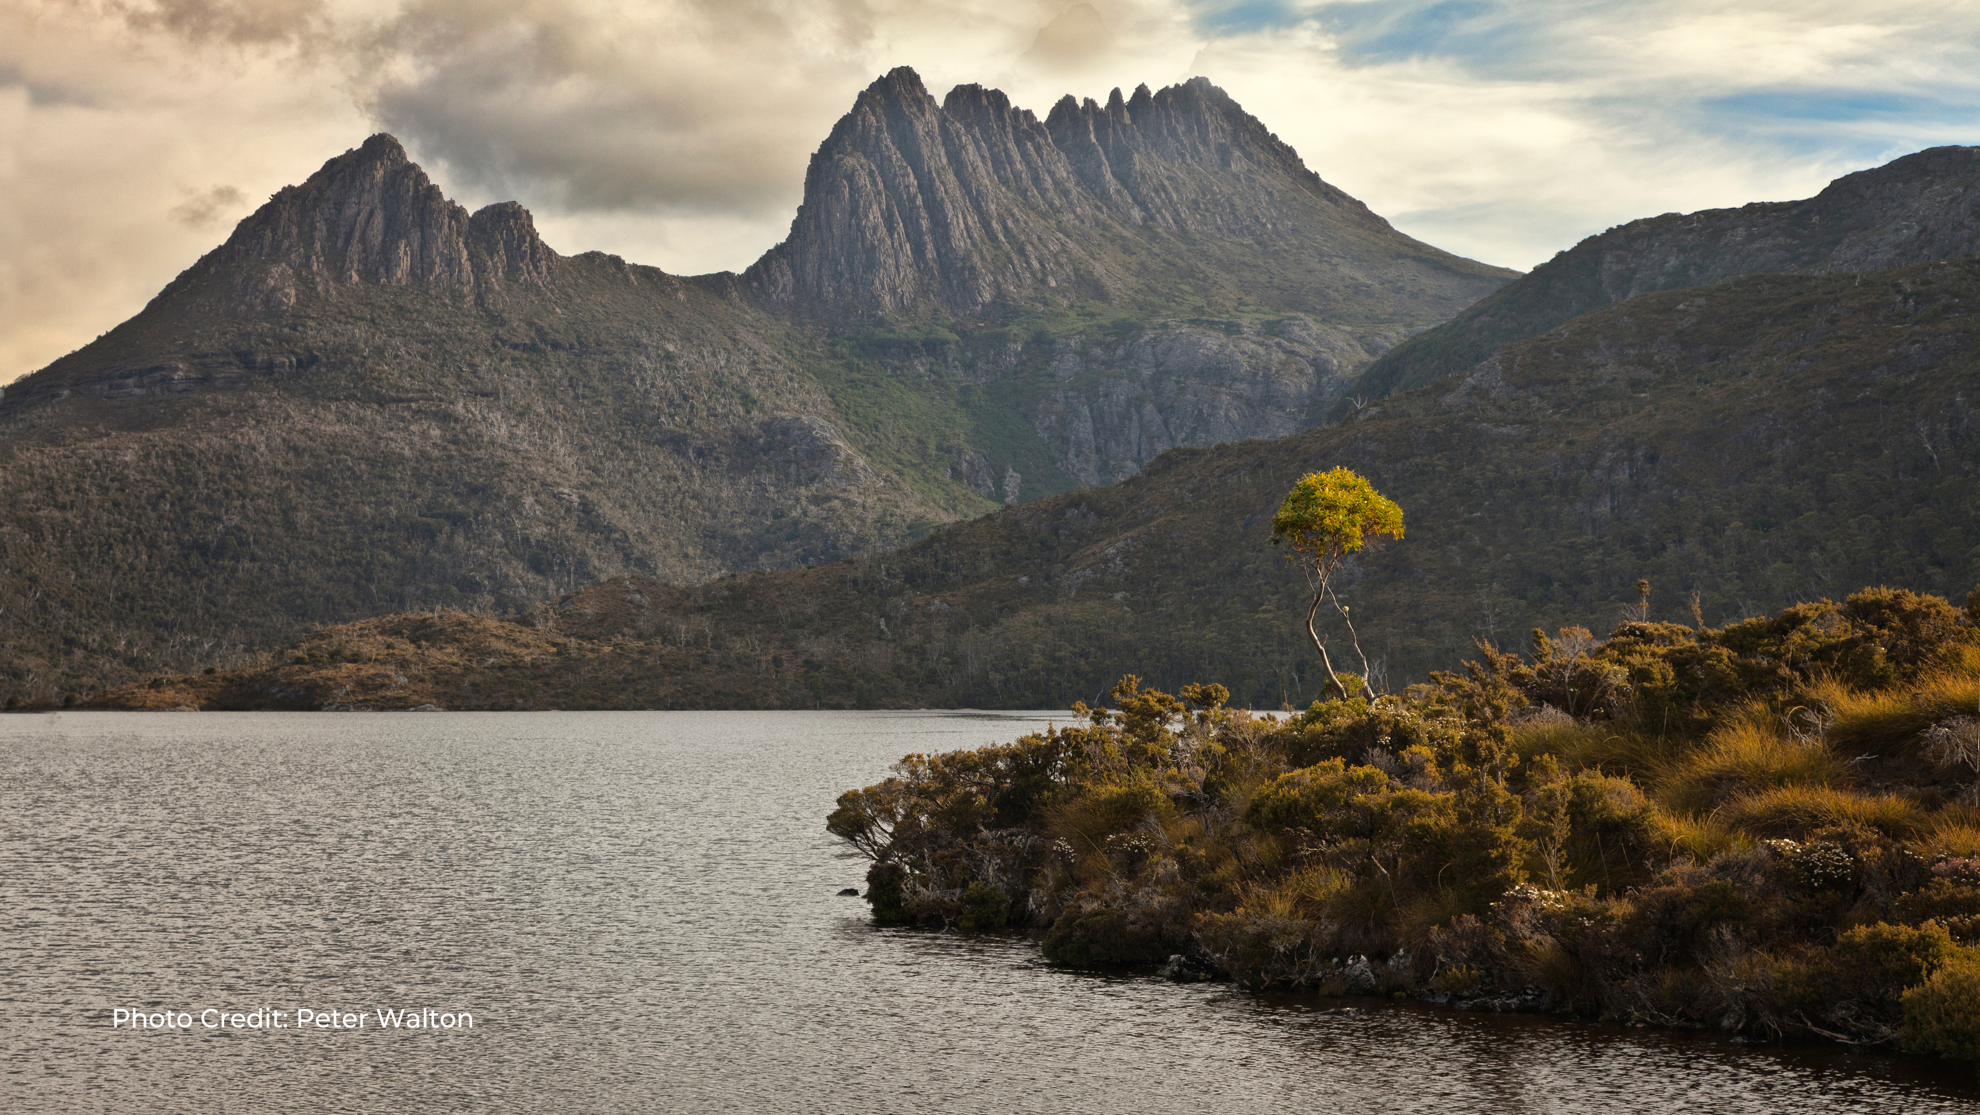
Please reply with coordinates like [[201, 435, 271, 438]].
[[157, 134, 559, 315], [1021, 317, 1393, 485], [744, 68, 1515, 319], [1357, 145, 1980, 397]]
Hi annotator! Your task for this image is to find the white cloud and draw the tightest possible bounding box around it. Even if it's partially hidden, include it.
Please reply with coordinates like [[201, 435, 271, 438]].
[[5, 0, 1980, 383]]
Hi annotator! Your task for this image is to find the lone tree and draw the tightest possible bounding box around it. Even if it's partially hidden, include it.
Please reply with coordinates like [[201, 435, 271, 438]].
[[1270, 467, 1404, 701]]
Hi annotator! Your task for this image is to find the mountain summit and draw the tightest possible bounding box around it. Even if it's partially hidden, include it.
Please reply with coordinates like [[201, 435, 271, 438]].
[[744, 67, 1514, 317], [0, 70, 1523, 702], [168, 134, 559, 316]]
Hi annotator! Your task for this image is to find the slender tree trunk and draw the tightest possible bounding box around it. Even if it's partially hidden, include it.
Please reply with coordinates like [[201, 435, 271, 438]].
[[1304, 586, 1352, 702], [1332, 598, 1378, 701]]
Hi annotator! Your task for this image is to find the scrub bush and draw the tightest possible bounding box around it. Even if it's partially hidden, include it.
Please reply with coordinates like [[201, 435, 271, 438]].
[[829, 586, 1980, 1059]]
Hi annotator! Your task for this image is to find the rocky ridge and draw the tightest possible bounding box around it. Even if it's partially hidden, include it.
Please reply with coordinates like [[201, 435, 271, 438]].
[[983, 315, 1399, 487], [5, 66, 1509, 699], [1356, 144, 1980, 398], [191, 134, 559, 308], [0, 133, 954, 701], [744, 68, 1515, 319]]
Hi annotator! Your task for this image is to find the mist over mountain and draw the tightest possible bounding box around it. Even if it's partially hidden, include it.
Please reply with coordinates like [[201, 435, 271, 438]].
[[1354, 144, 1980, 400], [0, 70, 1515, 703]]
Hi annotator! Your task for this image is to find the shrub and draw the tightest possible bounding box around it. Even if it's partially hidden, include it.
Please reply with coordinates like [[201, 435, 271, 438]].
[[1903, 953, 1980, 1060], [956, 881, 1010, 932], [1432, 963, 1484, 996], [1042, 906, 1169, 966], [1565, 771, 1659, 893], [1895, 879, 1980, 925], [1829, 922, 1956, 1006], [1246, 759, 1386, 833], [1066, 777, 1173, 838], [826, 589, 1980, 1062], [865, 862, 912, 926], [1194, 908, 1332, 987]]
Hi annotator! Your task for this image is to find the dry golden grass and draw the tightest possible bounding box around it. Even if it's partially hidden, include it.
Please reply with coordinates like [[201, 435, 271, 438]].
[[1510, 716, 1681, 777], [1658, 703, 1852, 813], [1816, 670, 1980, 756], [1922, 806, 1980, 858], [1650, 810, 1746, 862], [1715, 784, 1930, 839]]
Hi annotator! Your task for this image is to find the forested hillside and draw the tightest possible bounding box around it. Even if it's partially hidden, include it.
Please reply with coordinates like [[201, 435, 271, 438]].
[[96, 256, 1980, 712], [1352, 144, 1980, 401]]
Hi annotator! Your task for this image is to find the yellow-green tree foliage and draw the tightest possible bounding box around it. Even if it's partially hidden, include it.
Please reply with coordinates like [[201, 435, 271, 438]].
[[1270, 467, 1405, 567], [1270, 467, 1404, 699]]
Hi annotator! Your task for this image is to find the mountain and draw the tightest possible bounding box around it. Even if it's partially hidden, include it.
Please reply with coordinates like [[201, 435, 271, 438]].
[[746, 68, 1517, 491], [744, 68, 1512, 319], [106, 255, 1980, 712], [0, 134, 951, 699], [1352, 145, 1980, 401], [1, 72, 1513, 703]]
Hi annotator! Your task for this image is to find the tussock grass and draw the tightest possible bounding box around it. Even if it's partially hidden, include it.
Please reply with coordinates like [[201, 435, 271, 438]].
[[1716, 784, 1929, 840], [1816, 670, 1980, 757], [1650, 810, 1746, 862], [1658, 705, 1851, 814], [1923, 807, 1980, 859], [1512, 717, 1680, 777]]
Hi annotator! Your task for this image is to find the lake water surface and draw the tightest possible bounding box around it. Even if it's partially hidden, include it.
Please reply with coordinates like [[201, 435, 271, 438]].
[[3, 710, 1976, 1112]]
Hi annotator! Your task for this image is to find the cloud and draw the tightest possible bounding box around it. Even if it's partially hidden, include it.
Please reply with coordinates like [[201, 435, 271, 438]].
[[1021, 3, 1114, 68], [355, 0, 882, 216], [168, 184, 250, 228], [1187, 1, 1980, 267], [118, 0, 331, 46], [5, 0, 1980, 384]]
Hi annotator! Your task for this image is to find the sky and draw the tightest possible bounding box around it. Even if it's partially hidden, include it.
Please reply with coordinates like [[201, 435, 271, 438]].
[[5, 0, 1979, 383]]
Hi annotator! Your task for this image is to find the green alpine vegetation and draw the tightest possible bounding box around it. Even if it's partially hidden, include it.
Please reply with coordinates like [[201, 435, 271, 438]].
[[86, 252, 1980, 714], [827, 583, 1980, 1058]]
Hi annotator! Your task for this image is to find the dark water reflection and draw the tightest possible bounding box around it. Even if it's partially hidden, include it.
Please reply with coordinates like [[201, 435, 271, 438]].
[[3, 710, 1975, 1113]]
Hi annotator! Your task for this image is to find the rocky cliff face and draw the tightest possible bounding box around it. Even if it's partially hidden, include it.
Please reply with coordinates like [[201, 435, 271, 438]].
[[1024, 317, 1401, 486], [1357, 145, 1980, 397], [744, 68, 1515, 319], [912, 315, 1398, 488], [160, 135, 560, 316]]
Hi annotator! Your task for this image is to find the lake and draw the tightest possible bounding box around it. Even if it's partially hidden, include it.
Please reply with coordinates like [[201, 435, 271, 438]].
[[3, 710, 1976, 1112]]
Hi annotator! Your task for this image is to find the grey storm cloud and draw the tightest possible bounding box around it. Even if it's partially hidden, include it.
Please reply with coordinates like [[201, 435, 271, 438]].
[[96, 0, 1119, 217], [118, 0, 330, 46], [356, 0, 883, 214]]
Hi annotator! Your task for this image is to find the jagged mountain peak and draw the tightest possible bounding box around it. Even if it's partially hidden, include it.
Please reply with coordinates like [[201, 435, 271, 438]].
[[156, 132, 560, 315], [744, 70, 1508, 317], [862, 65, 939, 108]]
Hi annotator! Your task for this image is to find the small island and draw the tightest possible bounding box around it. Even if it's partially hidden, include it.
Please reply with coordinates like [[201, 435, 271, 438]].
[[829, 473, 1980, 1062]]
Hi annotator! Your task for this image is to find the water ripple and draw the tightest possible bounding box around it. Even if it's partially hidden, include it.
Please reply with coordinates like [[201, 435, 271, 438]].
[[3, 710, 1975, 1113]]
